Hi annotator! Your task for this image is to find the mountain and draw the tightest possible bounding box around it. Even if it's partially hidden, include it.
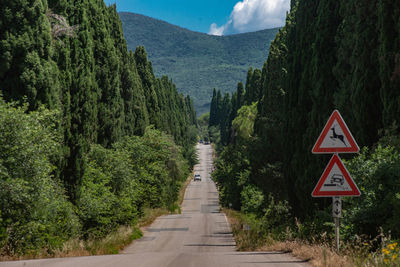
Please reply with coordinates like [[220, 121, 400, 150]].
[[119, 12, 279, 115]]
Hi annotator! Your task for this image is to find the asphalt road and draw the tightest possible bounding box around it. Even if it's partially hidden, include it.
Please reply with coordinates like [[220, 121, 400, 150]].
[[0, 144, 309, 267]]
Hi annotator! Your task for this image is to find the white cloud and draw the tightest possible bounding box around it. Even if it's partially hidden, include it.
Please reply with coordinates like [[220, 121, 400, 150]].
[[208, 0, 290, 35], [208, 22, 228, 36]]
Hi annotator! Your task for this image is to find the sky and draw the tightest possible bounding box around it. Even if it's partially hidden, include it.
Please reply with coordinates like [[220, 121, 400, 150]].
[[104, 0, 290, 35]]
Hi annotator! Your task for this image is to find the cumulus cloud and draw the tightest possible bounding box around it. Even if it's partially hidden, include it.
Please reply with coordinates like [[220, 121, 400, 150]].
[[208, 22, 228, 36], [208, 0, 290, 35]]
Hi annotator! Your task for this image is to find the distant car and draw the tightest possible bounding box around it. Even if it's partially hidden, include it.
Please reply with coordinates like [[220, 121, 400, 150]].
[[204, 141, 210, 145], [194, 174, 201, 181], [199, 140, 203, 144]]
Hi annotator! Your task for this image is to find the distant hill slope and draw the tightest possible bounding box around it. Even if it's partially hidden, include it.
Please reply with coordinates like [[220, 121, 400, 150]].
[[119, 12, 279, 115]]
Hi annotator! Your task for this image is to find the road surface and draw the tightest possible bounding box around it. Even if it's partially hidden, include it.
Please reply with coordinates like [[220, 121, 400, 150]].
[[0, 144, 309, 267]]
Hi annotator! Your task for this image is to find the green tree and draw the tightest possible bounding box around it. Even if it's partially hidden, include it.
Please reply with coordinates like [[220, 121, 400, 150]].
[[0, 98, 80, 254]]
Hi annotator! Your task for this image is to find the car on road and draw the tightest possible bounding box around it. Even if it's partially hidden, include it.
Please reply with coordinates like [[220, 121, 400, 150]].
[[194, 174, 201, 181]]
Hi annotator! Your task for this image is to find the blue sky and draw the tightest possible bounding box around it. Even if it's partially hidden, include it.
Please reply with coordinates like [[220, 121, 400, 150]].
[[104, 0, 290, 35]]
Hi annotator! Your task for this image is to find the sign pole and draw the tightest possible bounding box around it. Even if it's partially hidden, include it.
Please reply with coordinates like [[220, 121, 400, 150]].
[[334, 216, 340, 251], [332, 196, 341, 251]]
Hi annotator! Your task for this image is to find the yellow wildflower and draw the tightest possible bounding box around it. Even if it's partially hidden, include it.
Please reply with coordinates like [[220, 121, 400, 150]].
[[384, 258, 389, 263], [388, 243, 396, 250], [392, 254, 398, 260], [382, 248, 390, 255]]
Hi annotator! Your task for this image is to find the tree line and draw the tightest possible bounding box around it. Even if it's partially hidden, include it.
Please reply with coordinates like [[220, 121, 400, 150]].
[[210, 0, 400, 244], [0, 0, 197, 255]]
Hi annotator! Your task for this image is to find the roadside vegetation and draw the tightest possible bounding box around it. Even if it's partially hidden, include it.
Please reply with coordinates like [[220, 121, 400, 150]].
[[208, 1, 400, 266], [0, 98, 196, 260], [0, 0, 198, 260]]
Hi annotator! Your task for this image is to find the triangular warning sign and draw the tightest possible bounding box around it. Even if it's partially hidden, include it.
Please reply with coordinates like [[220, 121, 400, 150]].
[[312, 154, 360, 197], [312, 110, 359, 154]]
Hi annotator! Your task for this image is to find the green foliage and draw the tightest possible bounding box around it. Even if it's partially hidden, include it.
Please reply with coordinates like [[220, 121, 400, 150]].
[[0, 0, 198, 256], [119, 12, 279, 115], [208, 126, 221, 150], [240, 185, 264, 214], [114, 127, 190, 211], [197, 112, 210, 141], [343, 145, 400, 239], [78, 162, 119, 238], [77, 127, 191, 239], [0, 99, 80, 255], [1, 0, 197, 202], [212, 144, 251, 209], [210, 0, 400, 249], [232, 103, 258, 140], [261, 194, 291, 233]]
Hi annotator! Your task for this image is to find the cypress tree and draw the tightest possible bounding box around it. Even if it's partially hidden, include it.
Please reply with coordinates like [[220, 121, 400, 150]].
[[134, 46, 161, 128], [209, 88, 217, 127], [236, 82, 245, 111], [0, 0, 61, 110], [378, 0, 400, 128], [220, 93, 232, 146]]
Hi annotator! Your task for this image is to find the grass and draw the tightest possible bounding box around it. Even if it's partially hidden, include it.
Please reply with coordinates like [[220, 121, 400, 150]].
[[223, 208, 400, 267]]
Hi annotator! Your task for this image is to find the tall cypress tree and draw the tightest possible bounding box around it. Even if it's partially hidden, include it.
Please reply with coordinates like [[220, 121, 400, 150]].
[[378, 0, 400, 128], [220, 93, 232, 146], [134, 46, 161, 128], [209, 88, 218, 127], [0, 0, 61, 110]]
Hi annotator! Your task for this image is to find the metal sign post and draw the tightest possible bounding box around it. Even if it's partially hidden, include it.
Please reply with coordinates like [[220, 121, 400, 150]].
[[332, 196, 341, 251]]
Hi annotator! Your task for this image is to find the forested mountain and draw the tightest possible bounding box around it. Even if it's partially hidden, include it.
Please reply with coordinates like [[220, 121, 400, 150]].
[[0, 0, 196, 255], [119, 12, 279, 115], [210, 0, 400, 246]]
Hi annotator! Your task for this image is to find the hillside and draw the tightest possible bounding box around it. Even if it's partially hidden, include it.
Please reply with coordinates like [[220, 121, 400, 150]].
[[119, 12, 279, 115]]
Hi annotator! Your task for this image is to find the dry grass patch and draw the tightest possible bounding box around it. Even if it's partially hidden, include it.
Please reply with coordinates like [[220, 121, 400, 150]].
[[262, 241, 352, 267]]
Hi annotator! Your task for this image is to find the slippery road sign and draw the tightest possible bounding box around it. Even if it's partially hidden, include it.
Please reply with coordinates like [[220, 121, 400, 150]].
[[312, 154, 360, 197], [312, 110, 359, 154]]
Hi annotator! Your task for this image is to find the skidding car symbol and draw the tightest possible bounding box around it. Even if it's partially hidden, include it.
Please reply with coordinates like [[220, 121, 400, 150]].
[[330, 174, 344, 185]]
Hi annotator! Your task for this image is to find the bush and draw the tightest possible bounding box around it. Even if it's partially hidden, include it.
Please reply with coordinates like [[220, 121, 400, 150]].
[[262, 194, 291, 233], [77, 127, 190, 238], [241, 184, 264, 214], [0, 99, 80, 255], [343, 145, 400, 239], [77, 162, 119, 238]]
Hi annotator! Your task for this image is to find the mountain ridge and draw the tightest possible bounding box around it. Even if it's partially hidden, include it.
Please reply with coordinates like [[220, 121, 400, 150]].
[[119, 12, 279, 115]]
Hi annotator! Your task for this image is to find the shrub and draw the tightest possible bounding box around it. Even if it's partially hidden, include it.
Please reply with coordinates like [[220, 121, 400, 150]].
[[77, 127, 190, 238], [241, 184, 264, 214], [343, 145, 400, 239], [0, 98, 80, 255]]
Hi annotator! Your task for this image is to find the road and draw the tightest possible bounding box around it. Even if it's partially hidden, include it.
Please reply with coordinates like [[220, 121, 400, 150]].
[[0, 144, 309, 267]]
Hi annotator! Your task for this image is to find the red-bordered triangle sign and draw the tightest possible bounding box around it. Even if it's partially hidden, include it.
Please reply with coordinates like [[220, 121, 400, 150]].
[[312, 154, 360, 197], [312, 110, 359, 154]]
